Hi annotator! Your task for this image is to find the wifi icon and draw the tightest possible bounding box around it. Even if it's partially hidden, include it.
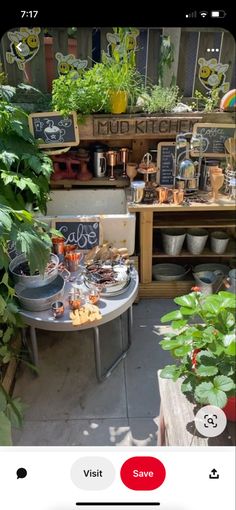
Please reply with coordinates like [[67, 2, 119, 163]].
[[200, 11, 208, 17]]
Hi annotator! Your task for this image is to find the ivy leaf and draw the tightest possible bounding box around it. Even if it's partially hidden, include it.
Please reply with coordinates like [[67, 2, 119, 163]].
[[5, 397, 24, 428], [0, 209, 12, 230], [16, 231, 50, 275], [0, 411, 12, 445], [195, 365, 218, 377], [0, 387, 7, 412], [0, 151, 19, 169]]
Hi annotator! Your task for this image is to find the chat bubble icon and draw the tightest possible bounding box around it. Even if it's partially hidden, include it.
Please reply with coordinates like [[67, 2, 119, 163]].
[[16, 468, 27, 479]]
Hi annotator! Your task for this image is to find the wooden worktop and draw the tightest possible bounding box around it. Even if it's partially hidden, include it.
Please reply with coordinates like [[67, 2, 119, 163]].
[[128, 195, 236, 213]]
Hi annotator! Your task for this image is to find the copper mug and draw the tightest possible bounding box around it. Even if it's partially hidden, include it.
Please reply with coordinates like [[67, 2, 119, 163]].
[[157, 187, 172, 203], [172, 189, 184, 205]]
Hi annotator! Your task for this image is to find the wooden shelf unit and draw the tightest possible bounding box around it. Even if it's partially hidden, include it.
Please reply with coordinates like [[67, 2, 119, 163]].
[[50, 177, 129, 189], [128, 200, 236, 298]]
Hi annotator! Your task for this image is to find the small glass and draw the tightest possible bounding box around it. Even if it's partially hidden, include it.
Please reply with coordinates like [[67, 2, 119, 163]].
[[65, 251, 84, 273], [51, 301, 64, 318], [86, 285, 101, 305], [68, 289, 82, 310]]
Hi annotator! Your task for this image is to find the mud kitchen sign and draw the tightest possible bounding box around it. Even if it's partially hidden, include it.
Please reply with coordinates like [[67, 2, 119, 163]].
[[93, 116, 202, 138], [28, 111, 80, 147]]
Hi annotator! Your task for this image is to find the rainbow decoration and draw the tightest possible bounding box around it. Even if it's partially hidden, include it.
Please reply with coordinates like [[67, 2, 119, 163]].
[[220, 89, 236, 111]]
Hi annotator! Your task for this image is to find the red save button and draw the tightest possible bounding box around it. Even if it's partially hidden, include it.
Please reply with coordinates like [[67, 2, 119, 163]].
[[120, 456, 166, 491]]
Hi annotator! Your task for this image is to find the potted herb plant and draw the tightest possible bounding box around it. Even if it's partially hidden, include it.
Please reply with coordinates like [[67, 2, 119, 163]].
[[159, 289, 236, 421]]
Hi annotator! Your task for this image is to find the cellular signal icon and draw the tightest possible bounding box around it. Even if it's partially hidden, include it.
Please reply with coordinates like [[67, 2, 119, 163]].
[[200, 11, 208, 17], [185, 11, 197, 18]]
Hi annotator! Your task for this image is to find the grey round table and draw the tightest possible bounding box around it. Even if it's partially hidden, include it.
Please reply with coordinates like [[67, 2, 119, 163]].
[[20, 271, 139, 382]]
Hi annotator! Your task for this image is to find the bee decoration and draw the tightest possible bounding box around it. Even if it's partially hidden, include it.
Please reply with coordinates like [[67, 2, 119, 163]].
[[6, 27, 41, 70], [55, 53, 88, 78], [198, 58, 230, 94]]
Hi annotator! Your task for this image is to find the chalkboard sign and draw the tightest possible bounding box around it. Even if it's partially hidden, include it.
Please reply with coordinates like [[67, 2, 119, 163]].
[[157, 142, 175, 186], [192, 123, 235, 158], [51, 217, 102, 250], [28, 111, 80, 148]]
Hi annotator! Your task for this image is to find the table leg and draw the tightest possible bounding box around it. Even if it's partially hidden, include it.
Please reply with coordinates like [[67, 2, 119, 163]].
[[93, 307, 133, 382], [29, 326, 39, 367]]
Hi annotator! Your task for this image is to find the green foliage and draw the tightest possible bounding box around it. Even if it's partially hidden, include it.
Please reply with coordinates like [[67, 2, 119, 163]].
[[158, 35, 175, 87], [141, 85, 180, 113], [192, 89, 220, 112], [0, 62, 7, 85], [52, 62, 142, 117], [0, 89, 53, 213], [0, 87, 53, 445], [159, 290, 236, 408]]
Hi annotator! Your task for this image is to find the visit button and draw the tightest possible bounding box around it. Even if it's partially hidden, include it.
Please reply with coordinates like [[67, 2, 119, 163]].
[[120, 456, 166, 490]]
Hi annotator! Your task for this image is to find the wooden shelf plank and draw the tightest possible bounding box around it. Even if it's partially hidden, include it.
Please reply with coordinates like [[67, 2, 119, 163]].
[[139, 280, 194, 298]]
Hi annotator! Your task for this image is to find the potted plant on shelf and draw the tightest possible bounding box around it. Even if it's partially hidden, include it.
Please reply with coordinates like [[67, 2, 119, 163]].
[[159, 289, 236, 421]]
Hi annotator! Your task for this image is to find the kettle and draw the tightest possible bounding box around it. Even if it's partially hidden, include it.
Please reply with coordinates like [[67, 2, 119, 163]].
[[93, 144, 107, 177]]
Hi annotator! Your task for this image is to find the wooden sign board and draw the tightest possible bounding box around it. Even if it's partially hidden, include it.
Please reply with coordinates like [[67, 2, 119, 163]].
[[28, 111, 80, 148], [192, 123, 235, 158], [157, 142, 175, 186], [51, 217, 102, 250]]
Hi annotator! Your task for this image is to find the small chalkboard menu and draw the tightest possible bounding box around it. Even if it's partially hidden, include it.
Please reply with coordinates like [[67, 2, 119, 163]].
[[192, 123, 235, 157], [51, 217, 102, 250], [157, 142, 175, 186], [28, 111, 80, 148]]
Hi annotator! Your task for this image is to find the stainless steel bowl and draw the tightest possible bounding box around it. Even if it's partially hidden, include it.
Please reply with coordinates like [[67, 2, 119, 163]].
[[9, 253, 59, 288], [152, 263, 190, 281], [15, 274, 65, 311]]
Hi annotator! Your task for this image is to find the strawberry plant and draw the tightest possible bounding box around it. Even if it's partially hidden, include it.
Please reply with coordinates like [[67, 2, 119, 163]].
[[159, 290, 236, 409]]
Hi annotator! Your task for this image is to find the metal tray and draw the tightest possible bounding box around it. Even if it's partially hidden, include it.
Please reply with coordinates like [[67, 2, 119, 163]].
[[85, 277, 131, 297], [16, 274, 65, 311]]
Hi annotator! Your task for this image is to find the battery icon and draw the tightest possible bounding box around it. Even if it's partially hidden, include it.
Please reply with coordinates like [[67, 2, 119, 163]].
[[211, 10, 226, 18]]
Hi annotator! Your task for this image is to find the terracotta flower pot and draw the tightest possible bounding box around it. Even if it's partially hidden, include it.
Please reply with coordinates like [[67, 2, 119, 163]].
[[223, 396, 236, 422]]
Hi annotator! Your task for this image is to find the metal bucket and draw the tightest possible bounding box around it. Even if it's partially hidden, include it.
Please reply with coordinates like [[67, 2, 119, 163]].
[[210, 231, 230, 254], [187, 229, 208, 255], [162, 229, 186, 255], [193, 270, 224, 295]]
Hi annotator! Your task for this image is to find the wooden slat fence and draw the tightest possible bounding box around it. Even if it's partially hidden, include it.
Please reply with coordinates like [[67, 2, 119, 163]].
[[0, 27, 235, 95]]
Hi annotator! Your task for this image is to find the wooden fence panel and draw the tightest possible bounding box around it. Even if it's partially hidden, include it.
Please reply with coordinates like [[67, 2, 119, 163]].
[[177, 30, 199, 96], [27, 31, 47, 92], [1, 31, 24, 86], [76, 28, 92, 67], [52, 28, 69, 80], [147, 28, 161, 85], [220, 30, 236, 89], [162, 28, 181, 87]]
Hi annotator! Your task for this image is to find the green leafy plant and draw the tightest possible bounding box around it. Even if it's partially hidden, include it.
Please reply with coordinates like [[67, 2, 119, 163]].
[[0, 85, 54, 444], [0, 85, 53, 213], [192, 89, 220, 112], [158, 35, 175, 87], [159, 290, 236, 408], [141, 85, 180, 113]]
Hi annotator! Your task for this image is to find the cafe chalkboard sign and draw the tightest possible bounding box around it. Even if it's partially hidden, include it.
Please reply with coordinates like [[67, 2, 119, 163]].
[[157, 142, 175, 186], [191, 123, 235, 158], [51, 217, 102, 250], [28, 111, 80, 148]]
